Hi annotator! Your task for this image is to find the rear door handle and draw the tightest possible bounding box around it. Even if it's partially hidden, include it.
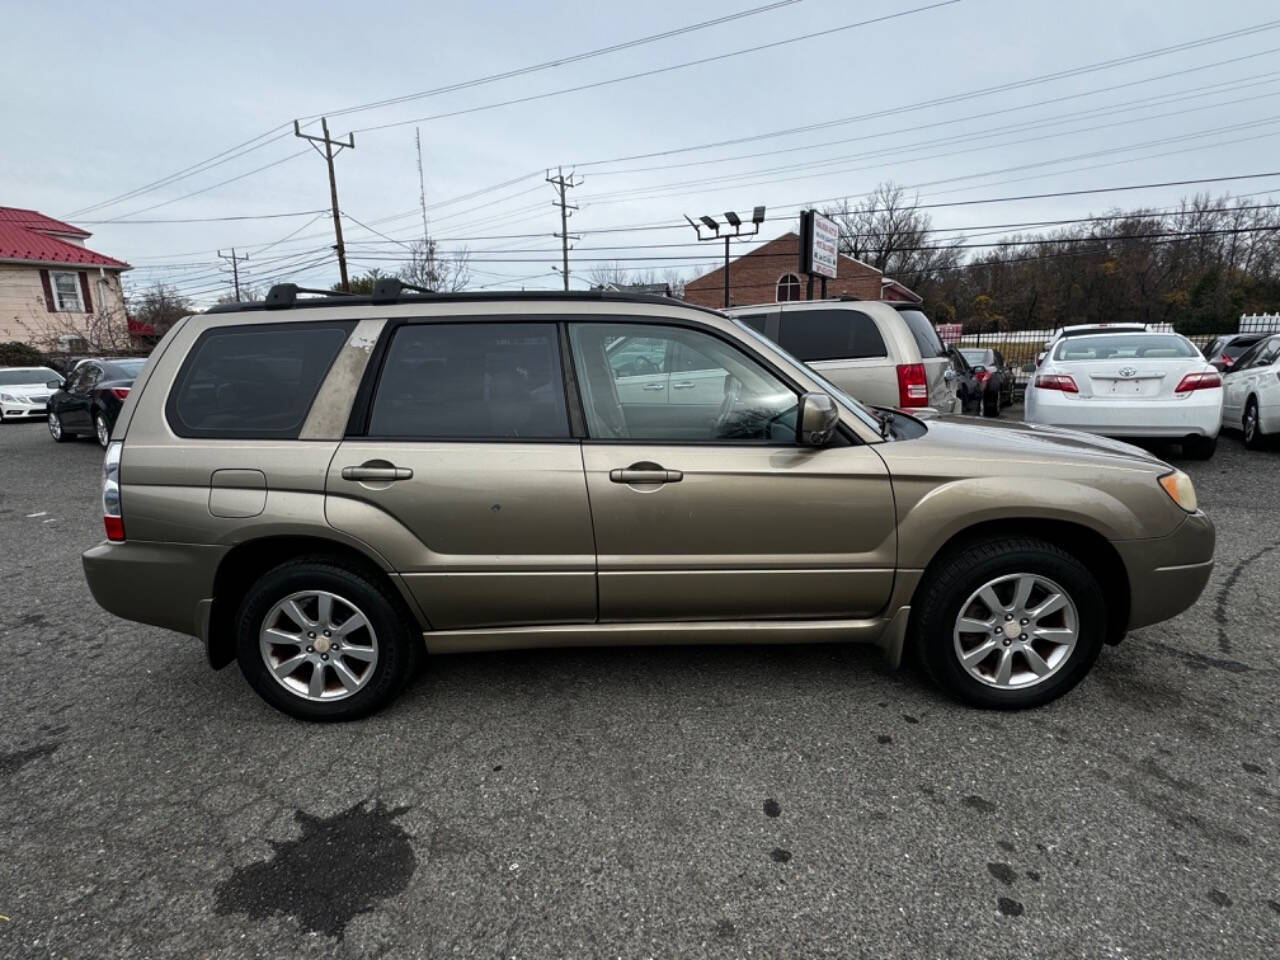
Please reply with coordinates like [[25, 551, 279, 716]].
[[342, 464, 414, 481], [609, 467, 683, 484], [671, 381, 695, 390]]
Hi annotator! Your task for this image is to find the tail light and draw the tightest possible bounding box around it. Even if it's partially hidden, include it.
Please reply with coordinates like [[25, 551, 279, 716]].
[[974, 369, 991, 384], [1220, 355, 1235, 368], [1175, 372, 1222, 393], [896, 363, 928, 407], [102, 441, 124, 542], [110, 387, 131, 400], [1034, 374, 1079, 393]]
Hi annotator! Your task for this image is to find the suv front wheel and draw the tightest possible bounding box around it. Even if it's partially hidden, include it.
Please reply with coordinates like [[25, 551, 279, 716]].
[[235, 558, 419, 720], [911, 537, 1105, 709]]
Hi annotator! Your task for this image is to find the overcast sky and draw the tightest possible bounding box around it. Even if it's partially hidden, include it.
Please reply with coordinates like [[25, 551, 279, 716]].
[[4, 0, 1279, 304]]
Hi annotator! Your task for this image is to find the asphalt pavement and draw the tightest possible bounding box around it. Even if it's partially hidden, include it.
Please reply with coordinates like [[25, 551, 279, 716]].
[[0, 414, 1276, 959]]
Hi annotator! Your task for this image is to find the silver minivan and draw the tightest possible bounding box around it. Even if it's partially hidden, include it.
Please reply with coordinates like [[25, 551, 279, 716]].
[[726, 299, 959, 413]]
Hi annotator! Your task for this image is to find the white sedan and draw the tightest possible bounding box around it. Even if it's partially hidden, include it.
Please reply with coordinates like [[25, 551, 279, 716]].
[[1025, 332, 1222, 459], [0, 366, 62, 422], [1221, 333, 1280, 449]]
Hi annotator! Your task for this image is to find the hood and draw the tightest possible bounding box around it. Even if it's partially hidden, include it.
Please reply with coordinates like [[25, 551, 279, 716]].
[[0, 382, 53, 396], [891, 410, 1170, 469]]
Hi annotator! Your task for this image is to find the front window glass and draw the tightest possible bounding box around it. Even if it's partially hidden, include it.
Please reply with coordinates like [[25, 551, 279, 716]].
[[570, 322, 798, 442], [1054, 334, 1198, 361], [0, 368, 59, 386]]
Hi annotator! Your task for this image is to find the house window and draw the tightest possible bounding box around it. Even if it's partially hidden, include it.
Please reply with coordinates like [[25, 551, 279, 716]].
[[776, 273, 802, 302], [51, 271, 83, 312]]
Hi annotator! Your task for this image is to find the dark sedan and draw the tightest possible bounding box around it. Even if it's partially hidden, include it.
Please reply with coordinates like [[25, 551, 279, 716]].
[[47, 357, 145, 448], [959, 347, 1015, 415], [1203, 333, 1269, 373]]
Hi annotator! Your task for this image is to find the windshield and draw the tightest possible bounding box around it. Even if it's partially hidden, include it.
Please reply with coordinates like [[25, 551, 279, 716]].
[[729, 317, 886, 435], [1054, 334, 1198, 361], [0, 367, 59, 386]]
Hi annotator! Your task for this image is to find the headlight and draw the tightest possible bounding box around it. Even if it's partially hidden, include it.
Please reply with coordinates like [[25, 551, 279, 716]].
[[1159, 470, 1198, 512], [0, 393, 16, 403]]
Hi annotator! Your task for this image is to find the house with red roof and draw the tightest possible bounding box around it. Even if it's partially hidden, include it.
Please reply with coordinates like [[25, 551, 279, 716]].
[[0, 206, 131, 350]]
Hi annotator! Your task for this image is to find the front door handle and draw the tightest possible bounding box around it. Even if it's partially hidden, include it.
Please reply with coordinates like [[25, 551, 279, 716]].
[[671, 381, 696, 390], [642, 382, 665, 391], [609, 466, 683, 484], [342, 464, 414, 481]]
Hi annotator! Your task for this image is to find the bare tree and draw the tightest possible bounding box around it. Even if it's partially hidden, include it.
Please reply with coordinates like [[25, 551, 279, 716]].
[[128, 283, 191, 337], [398, 238, 471, 292]]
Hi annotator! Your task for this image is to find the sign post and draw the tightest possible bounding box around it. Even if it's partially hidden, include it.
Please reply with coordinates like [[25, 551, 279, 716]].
[[799, 209, 839, 299]]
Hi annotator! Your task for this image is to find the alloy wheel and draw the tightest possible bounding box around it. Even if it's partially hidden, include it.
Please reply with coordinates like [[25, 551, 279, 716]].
[[953, 573, 1079, 689], [1244, 404, 1258, 445], [48, 412, 62, 440], [259, 590, 379, 702], [96, 415, 110, 448]]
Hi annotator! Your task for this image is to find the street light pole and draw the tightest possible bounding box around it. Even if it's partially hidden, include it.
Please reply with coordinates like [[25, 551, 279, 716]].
[[685, 206, 765, 309]]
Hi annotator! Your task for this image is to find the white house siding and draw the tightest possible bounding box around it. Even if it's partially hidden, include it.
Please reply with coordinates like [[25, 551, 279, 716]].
[[0, 263, 127, 346]]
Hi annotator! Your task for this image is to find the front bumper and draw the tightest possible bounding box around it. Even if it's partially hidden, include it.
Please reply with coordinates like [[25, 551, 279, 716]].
[[1, 398, 48, 418], [1114, 511, 1216, 630], [1026, 390, 1222, 438], [82, 539, 225, 638]]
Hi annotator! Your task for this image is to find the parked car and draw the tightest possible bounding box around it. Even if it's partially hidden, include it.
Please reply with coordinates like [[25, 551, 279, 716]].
[[725, 299, 960, 413], [1220, 333, 1280, 449], [1025, 331, 1222, 459], [958, 347, 1016, 415], [944, 346, 983, 415], [82, 282, 1213, 720], [46, 357, 145, 448], [0, 366, 62, 422], [1203, 332, 1269, 373], [1036, 323, 1148, 366]]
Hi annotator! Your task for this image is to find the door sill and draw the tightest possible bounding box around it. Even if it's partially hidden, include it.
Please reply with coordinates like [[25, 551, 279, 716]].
[[424, 616, 895, 655]]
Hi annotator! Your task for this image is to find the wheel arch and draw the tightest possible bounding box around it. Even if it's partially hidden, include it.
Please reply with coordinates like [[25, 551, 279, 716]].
[[908, 517, 1130, 647], [206, 534, 426, 669]]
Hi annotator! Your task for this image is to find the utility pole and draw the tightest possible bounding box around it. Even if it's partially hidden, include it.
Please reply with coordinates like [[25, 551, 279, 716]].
[[217, 247, 249, 299], [415, 128, 429, 247], [546, 167, 582, 291], [294, 117, 355, 291]]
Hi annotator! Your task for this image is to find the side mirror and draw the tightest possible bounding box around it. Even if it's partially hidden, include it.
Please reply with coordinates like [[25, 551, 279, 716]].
[[797, 392, 839, 446], [47, 379, 65, 390], [943, 368, 956, 382]]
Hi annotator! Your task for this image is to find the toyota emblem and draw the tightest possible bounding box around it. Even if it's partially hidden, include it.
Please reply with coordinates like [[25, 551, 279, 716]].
[[1118, 366, 1138, 378]]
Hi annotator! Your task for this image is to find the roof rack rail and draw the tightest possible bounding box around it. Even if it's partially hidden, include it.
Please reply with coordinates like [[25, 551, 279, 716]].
[[370, 277, 436, 304], [263, 283, 355, 310]]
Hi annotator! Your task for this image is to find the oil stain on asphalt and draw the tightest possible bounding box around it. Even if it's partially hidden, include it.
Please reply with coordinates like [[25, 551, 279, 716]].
[[215, 800, 415, 939]]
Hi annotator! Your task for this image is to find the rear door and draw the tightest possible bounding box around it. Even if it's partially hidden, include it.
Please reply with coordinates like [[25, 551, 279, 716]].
[[1221, 342, 1263, 423], [326, 320, 596, 630]]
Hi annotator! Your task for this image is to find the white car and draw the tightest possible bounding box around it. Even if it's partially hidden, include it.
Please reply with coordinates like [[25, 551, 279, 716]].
[[1025, 331, 1222, 459], [1035, 323, 1147, 366], [0, 366, 61, 422], [1221, 333, 1280, 449]]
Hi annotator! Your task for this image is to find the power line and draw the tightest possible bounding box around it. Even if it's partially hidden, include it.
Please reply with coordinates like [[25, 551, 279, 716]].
[[350, 1, 964, 135], [75, 208, 329, 225]]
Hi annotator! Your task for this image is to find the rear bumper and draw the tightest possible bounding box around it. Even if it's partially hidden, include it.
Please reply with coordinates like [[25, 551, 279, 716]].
[[1114, 511, 1215, 630], [82, 539, 225, 638], [1026, 390, 1221, 438]]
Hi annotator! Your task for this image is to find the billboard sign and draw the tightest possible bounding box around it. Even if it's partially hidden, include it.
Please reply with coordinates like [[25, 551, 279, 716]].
[[800, 209, 839, 279]]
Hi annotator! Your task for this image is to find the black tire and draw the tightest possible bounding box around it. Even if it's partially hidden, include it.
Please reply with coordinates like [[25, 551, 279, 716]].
[[47, 411, 71, 442], [1243, 398, 1266, 450], [235, 557, 421, 721], [1181, 434, 1217, 460], [911, 536, 1106, 709], [94, 411, 112, 449], [982, 390, 999, 417]]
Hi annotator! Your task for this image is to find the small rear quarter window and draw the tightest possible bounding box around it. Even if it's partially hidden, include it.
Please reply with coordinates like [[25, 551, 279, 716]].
[[166, 322, 352, 438]]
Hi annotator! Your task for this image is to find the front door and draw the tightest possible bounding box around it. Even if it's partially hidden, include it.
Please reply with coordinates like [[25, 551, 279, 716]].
[[62, 362, 100, 431], [326, 320, 596, 629], [568, 319, 896, 622]]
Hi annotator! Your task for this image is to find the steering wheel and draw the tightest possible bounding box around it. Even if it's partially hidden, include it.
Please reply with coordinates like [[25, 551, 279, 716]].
[[632, 356, 658, 375], [713, 375, 744, 436]]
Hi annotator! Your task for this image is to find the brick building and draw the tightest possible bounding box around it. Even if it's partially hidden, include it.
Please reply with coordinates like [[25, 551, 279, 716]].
[[683, 231, 890, 309]]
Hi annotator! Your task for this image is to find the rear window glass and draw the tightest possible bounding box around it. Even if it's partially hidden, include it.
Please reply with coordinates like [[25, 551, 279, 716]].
[[735, 313, 768, 333], [167, 322, 351, 438], [778, 309, 887, 361], [103, 359, 145, 379], [1223, 337, 1263, 358], [959, 349, 987, 365], [898, 309, 947, 359], [1054, 334, 1197, 361], [368, 323, 569, 439]]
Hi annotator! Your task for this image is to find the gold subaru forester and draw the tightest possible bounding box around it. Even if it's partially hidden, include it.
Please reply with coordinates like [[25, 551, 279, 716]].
[[82, 282, 1214, 720]]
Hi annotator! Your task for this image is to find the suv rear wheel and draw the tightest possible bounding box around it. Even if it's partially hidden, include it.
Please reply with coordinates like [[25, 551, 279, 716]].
[[911, 537, 1105, 708], [235, 558, 419, 720]]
